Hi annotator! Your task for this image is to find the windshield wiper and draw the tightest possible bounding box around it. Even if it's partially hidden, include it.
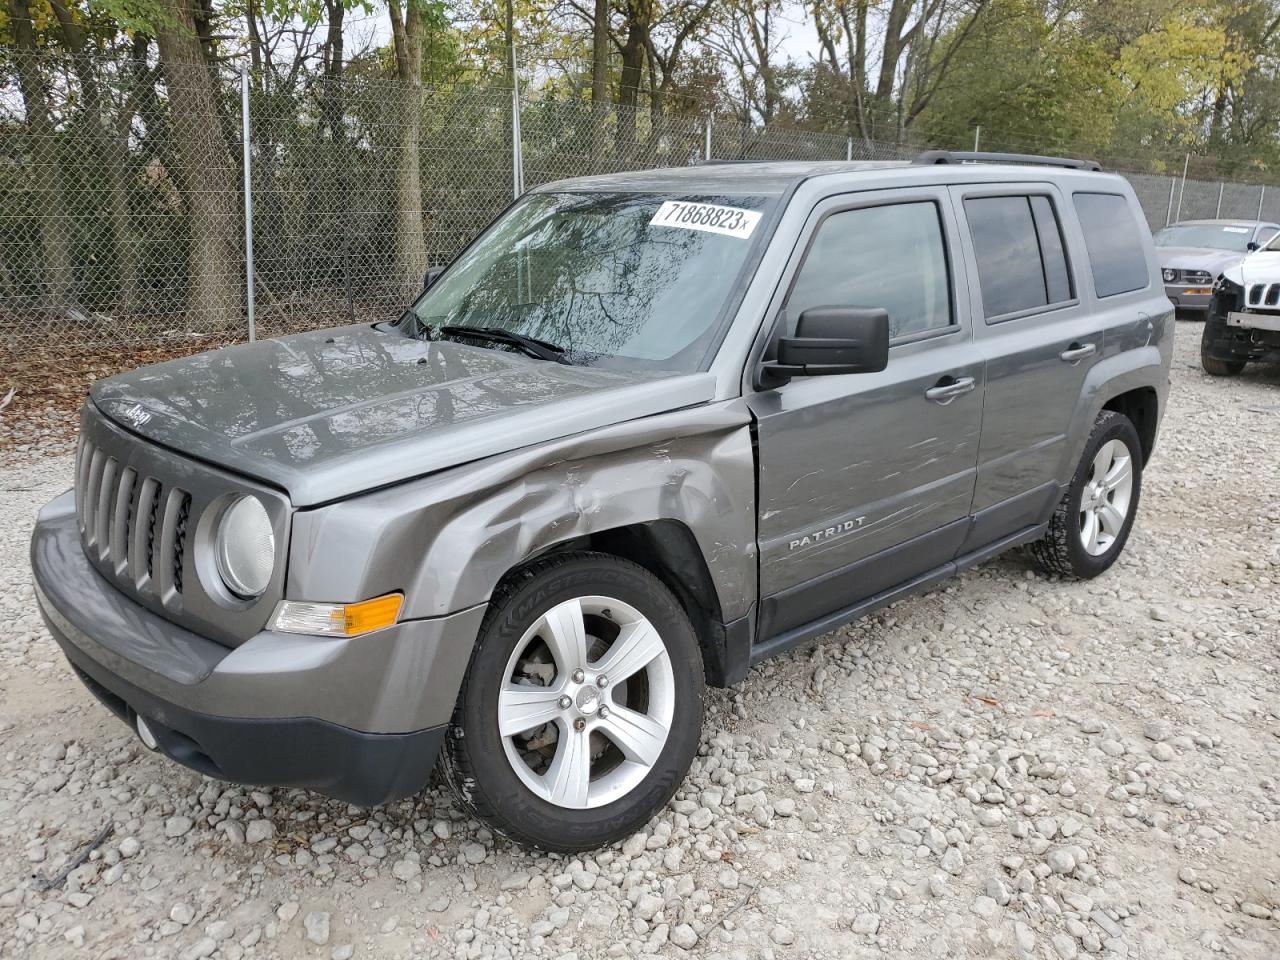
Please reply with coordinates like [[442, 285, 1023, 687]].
[[438, 325, 571, 364]]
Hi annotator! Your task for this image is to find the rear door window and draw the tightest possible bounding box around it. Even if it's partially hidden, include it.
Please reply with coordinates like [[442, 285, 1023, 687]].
[[964, 195, 1073, 321], [1072, 192, 1150, 298]]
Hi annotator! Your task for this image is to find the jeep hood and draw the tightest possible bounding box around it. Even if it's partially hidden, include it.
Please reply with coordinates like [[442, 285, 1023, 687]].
[[90, 325, 716, 506], [1222, 249, 1280, 288]]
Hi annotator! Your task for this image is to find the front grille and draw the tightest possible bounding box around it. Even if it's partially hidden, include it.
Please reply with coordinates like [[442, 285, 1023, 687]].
[[1183, 269, 1212, 285], [71, 403, 289, 646], [1248, 282, 1280, 307], [75, 436, 189, 597]]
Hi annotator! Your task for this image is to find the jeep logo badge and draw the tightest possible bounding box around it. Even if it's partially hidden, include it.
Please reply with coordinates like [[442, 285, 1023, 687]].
[[118, 402, 152, 428]]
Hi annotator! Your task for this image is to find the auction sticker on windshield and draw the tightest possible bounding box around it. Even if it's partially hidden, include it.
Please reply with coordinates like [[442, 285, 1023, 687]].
[[650, 200, 762, 239]]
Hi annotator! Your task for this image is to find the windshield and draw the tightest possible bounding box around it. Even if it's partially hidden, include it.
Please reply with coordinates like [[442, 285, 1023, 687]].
[[401, 190, 777, 371], [1154, 223, 1254, 252]]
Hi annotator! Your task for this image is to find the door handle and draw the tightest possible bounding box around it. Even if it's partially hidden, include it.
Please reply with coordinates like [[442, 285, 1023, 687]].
[[1059, 342, 1097, 363], [924, 376, 976, 404]]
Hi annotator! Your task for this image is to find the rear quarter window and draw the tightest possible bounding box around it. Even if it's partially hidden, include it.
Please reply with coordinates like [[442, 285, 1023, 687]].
[[1072, 192, 1150, 298]]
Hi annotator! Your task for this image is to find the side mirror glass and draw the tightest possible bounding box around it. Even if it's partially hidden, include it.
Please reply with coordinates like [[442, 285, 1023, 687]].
[[763, 306, 890, 382], [424, 266, 445, 290]]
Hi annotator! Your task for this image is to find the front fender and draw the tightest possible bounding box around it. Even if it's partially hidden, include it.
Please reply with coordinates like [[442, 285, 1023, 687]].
[[286, 400, 758, 625]]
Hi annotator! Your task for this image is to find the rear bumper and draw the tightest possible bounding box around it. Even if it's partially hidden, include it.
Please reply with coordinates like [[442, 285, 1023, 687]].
[[32, 490, 485, 805]]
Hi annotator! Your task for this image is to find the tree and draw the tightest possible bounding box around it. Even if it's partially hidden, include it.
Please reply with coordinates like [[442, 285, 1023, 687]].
[[706, 0, 795, 125], [808, 0, 992, 142], [6, 0, 74, 309], [387, 0, 428, 295], [151, 0, 243, 328]]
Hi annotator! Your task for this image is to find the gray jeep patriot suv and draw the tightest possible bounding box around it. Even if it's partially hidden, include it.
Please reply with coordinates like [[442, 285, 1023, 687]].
[[32, 152, 1173, 851]]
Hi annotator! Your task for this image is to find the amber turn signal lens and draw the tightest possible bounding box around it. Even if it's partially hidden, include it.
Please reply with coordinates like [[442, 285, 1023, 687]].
[[270, 593, 403, 637], [342, 594, 403, 636]]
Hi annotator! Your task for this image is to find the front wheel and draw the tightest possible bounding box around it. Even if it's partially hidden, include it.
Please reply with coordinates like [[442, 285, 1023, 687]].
[[442, 552, 704, 852], [1201, 323, 1246, 376], [1028, 411, 1142, 579]]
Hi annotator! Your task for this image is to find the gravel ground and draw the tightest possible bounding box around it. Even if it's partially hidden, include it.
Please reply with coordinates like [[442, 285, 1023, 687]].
[[1, 322, 1277, 960]]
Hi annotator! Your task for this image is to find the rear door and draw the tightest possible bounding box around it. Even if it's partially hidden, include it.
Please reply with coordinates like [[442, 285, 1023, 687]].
[[747, 186, 985, 643], [951, 184, 1102, 549]]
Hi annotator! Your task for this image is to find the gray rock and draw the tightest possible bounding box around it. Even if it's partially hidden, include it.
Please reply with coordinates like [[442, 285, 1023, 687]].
[[304, 911, 330, 946], [1047, 849, 1076, 874], [670, 923, 698, 949], [941, 847, 965, 876], [851, 912, 880, 935], [164, 816, 194, 839], [244, 820, 275, 844]]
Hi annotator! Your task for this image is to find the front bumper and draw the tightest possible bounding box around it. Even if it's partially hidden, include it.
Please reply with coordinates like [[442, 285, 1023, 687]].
[[1204, 311, 1280, 365], [1164, 284, 1212, 315], [32, 491, 485, 805]]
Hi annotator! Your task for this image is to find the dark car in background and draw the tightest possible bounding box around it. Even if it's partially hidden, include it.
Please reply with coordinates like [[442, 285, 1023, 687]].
[[1155, 219, 1280, 319]]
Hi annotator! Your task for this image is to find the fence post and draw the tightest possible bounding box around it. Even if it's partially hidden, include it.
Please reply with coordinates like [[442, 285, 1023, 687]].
[[1165, 178, 1175, 226], [704, 116, 712, 161], [1215, 183, 1224, 219], [846, 137, 852, 161], [510, 44, 523, 199], [1175, 153, 1189, 223], [973, 125, 981, 152], [240, 66, 256, 343], [1257, 185, 1266, 223]]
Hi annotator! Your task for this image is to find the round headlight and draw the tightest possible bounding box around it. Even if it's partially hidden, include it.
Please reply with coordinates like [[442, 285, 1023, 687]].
[[215, 496, 275, 598], [1162, 268, 1177, 283]]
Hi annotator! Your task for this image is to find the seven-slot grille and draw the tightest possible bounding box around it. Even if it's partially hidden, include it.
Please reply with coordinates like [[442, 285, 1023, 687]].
[[75, 435, 192, 598], [1247, 282, 1280, 307]]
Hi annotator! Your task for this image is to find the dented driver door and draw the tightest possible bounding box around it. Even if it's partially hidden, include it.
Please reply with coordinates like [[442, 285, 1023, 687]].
[[747, 186, 984, 644]]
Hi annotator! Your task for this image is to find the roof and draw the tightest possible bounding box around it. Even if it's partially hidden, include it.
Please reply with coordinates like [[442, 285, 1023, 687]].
[[532, 160, 908, 195]]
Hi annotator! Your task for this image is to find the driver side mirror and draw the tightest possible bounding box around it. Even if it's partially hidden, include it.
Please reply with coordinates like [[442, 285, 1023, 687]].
[[424, 266, 444, 290], [1247, 241, 1260, 252], [762, 306, 890, 383]]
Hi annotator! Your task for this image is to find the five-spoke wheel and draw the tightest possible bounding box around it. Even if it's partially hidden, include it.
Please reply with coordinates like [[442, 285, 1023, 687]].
[[1030, 410, 1143, 579], [443, 552, 703, 852], [1078, 438, 1133, 556], [498, 596, 675, 809]]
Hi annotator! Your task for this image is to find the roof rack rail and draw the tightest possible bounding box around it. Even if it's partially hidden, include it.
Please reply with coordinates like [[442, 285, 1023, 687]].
[[913, 150, 1102, 172], [694, 158, 778, 165]]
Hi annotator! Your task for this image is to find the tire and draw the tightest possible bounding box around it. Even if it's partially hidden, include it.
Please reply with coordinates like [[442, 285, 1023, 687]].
[[1201, 323, 1245, 376], [1028, 411, 1143, 580], [441, 551, 704, 852]]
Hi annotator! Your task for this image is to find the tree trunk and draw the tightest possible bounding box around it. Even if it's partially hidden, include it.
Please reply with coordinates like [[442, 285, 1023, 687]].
[[8, 0, 74, 311], [50, 0, 141, 319], [154, 0, 243, 333], [388, 0, 427, 297], [590, 0, 609, 167], [616, 17, 646, 155]]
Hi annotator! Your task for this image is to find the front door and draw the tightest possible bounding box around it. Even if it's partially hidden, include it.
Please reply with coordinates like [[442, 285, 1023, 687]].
[[747, 188, 985, 644]]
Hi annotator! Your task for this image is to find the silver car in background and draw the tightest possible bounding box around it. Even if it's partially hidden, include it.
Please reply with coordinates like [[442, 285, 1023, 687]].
[[1154, 219, 1280, 318]]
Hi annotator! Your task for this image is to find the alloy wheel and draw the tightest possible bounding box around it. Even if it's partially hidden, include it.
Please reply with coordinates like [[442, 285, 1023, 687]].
[[497, 595, 675, 809], [1078, 438, 1134, 556]]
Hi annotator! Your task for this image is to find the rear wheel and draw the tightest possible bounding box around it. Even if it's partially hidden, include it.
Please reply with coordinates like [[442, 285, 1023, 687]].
[[1201, 323, 1246, 376], [1028, 411, 1142, 579], [442, 552, 704, 852]]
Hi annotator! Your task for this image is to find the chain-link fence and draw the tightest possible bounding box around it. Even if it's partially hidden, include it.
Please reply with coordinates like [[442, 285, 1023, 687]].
[[3, 46, 1279, 350]]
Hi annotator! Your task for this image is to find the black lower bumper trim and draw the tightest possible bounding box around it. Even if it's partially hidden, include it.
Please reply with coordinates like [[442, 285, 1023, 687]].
[[49, 616, 442, 807], [1205, 318, 1280, 364]]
